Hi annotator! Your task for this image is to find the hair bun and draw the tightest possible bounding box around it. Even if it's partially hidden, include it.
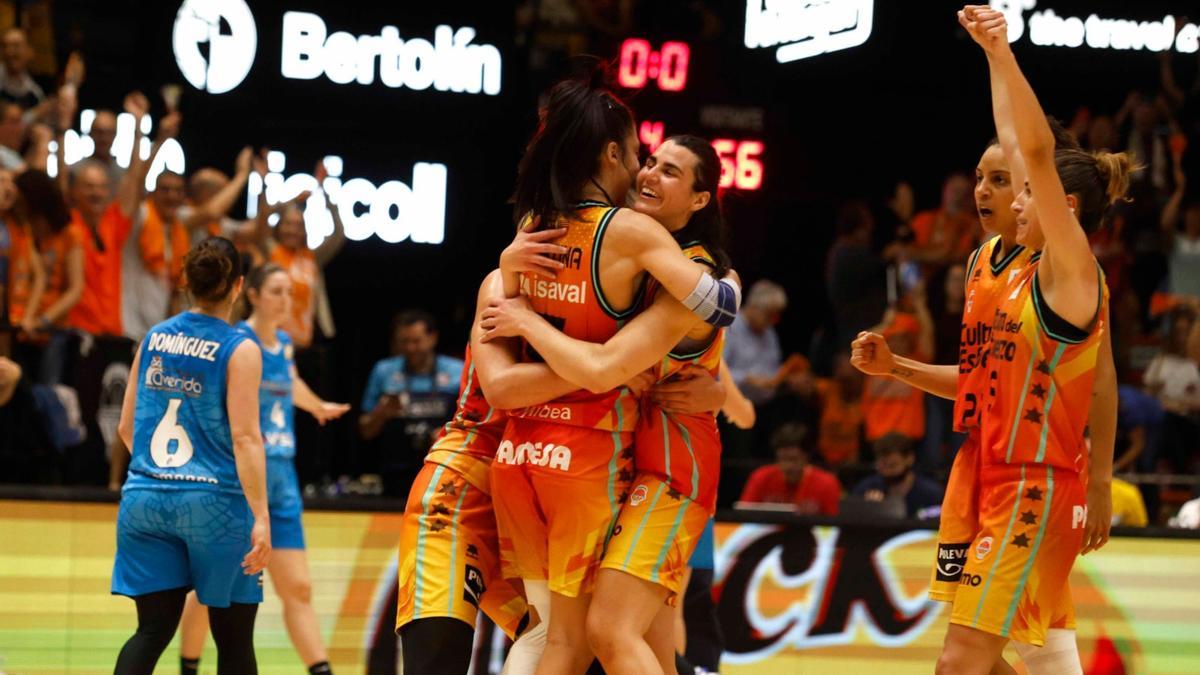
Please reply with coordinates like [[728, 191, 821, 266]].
[[1093, 151, 1135, 206]]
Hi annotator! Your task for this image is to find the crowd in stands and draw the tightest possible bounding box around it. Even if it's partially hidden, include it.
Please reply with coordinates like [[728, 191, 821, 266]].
[[0, 14, 1198, 530]]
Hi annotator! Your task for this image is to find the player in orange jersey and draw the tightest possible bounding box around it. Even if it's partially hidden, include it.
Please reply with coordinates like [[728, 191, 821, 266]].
[[928, 8, 1131, 674], [483, 135, 737, 675], [852, 128, 1112, 675], [485, 67, 743, 675]]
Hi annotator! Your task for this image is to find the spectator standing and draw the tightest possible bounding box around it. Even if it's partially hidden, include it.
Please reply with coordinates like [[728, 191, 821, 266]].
[[826, 201, 887, 347], [738, 423, 841, 515], [0, 28, 44, 110], [0, 102, 25, 169], [121, 111, 191, 341], [358, 310, 463, 497], [924, 263, 968, 470], [11, 170, 74, 383], [861, 294, 933, 448], [1143, 308, 1200, 475], [905, 172, 979, 268], [1161, 143, 1200, 302], [85, 110, 124, 191], [815, 353, 864, 467], [851, 432, 943, 520], [723, 279, 786, 457]]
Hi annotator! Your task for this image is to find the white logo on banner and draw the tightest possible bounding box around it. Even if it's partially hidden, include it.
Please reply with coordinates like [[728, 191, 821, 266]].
[[744, 0, 874, 64], [173, 0, 258, 94]]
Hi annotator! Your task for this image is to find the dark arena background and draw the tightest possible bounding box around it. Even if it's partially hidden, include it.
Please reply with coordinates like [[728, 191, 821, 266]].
[[1, 0, 1199, 672]]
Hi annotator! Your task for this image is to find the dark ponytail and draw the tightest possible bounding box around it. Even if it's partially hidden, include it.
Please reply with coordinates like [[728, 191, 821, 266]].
[[512, 59, 635, 228], [183, 237, 241, 304], [661, 135, 731, 278]]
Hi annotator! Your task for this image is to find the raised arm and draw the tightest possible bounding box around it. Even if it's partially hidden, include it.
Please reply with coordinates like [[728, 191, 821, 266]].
[[964, 8, 1099, 327], [313, 162, 346, 267], [183, 147, 254, 232], [480, 286, 697, 394], [227, 340, 271, 574], [116, 92, 155, 219]]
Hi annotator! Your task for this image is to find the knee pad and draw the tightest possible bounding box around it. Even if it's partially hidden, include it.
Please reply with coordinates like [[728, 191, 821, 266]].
[[502, 615, 548, 675], [524, 579, 551, 627], [1015, 628, 1082, 675]]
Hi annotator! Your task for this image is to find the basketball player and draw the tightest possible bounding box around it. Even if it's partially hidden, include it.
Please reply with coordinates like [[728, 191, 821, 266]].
[[482, 135, 737, 674], [177, 263, 350, 674], [487, 66, 746, 675], [938, 8, 1129, 673], [112, 237, 269, 673]]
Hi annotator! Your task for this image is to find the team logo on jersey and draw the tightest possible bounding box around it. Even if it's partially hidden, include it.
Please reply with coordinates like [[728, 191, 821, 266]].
[[144, 356, 204, 396], [1072, 505, 1088, 529], [630, 484, 649, 507], [495, 439, 572, 471], [934, 543, 969, 582], [974, 536, 993, 561]]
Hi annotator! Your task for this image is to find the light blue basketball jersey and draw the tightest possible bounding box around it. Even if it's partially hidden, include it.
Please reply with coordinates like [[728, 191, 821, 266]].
[[237, 322, 296, 460], [126, 312, 251, 495]]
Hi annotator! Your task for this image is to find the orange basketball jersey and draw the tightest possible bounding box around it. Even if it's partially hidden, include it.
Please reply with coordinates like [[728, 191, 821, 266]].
[[636, 243, 725, 512], [508, 202, 643, 433], [955, 237, 1036, 432], [982, 258, 1108, 473], [425, 344, 509, 494]]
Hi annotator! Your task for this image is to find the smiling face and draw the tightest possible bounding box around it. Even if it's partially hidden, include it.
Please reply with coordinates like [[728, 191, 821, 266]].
[[975, 144, 1017, 240], [1011, 180, 1045, 250], [631, 139, 710, 232]]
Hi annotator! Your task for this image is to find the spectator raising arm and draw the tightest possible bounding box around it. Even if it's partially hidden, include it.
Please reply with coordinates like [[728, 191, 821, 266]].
[[182, 146, 254, 232], [115, 91, 157, 220], [312, 161, 346, 267]]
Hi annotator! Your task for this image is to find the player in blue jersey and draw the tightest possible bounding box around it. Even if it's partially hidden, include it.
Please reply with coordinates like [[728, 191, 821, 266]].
[[177, 263, 349, 674], [112, 237, 270, 673]]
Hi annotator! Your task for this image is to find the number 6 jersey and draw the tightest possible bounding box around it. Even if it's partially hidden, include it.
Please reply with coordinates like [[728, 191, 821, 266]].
[[126, 311, 252, 495]]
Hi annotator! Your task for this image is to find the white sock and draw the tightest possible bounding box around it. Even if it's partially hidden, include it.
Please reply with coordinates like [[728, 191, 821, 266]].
[[1015, 628, 1082, 675]]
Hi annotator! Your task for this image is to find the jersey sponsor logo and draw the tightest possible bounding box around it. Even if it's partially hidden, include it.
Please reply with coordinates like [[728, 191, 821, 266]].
[[1072, 504, 1088, 529], [989, 309, 1024, 364], [959, 573, 982, 587], [934, 542, 969, 582], [147, 331, 222, 362], [519, 275, 588, 305], [462, 564, 486, 608], [140, 470, 218, 485], [518, 404, 573, 422], [495, 439, 572, 471], [630, 484, 649, 506], [144, 356, 205, 396], [958, 320, 993, 373], [264, 431, 296, 449]]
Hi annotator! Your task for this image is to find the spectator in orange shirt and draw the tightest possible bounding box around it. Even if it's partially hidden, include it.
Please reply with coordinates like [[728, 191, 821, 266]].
[[739, 423, 842, 515], [815, 353, 864, 467], [252, 160, 346, 350], [860, 287, 933, 445], [14, 170, 76, 384], [905, 172, 979, 268], [55, 90, 153, 339]]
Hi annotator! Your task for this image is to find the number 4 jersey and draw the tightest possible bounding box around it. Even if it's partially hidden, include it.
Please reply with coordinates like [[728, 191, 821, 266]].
[[126, 311, 252, 495], [236, 321, 295, 460]]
